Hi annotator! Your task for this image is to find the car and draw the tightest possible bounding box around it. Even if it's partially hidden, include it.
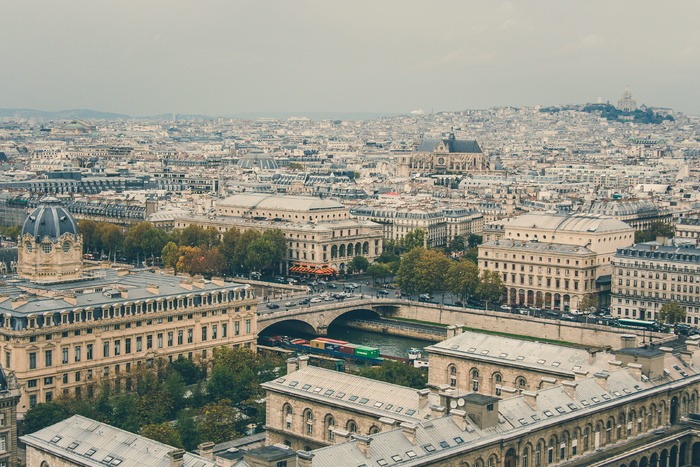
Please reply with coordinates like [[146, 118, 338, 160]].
[[419, 293, 432, 302], [326, 283, 337, 288], [377, 289, 389, 295], [675, 323, 692, 335], [310, 297, 322, 303], [266, 303, 280, 309], [545, 310, 558, 316], [284, 302, 295, 307], [298, 298, 310, 305], [561, 314, 575, 321], [500, 305, 512, 311]]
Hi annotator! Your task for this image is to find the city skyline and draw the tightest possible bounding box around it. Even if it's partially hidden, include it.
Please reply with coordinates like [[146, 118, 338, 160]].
[[2, 1, 700, 117]]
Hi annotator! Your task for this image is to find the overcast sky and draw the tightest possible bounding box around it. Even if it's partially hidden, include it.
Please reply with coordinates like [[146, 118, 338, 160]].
[[1, 1, 699, 117]]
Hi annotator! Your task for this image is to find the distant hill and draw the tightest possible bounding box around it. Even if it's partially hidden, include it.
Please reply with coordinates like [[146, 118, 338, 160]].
[[0, 108, 131, 120]]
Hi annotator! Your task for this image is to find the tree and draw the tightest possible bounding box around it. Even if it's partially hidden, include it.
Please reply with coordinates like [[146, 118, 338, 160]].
[[162, 241, 180, 272], [448, 235, 466, 253], [635, 221, 675, 243], [354, 360, 427, 389], [98, 223, 124, 262], [467, 234, 483, 248], [348, 255, 369, 273], [579, 294, 598, 313], [396, 247, 450, 295], [123, 222, 154, 264], [395, 247, 425, 295], [197, 399, 240, 444], [476, 270, 506, 305], [176, 409, 201, 451], [142, 228, 168, 265], [140, 423, 183, 448], [170, 355, 203, 385], [367, 263, 391, 284], [447, 259, 480, 302], [179, 224, 208, 248], [2, 225, 21, 241], [219, 228, 241, 275], [659, 301, 686, 325], [23, 401, 71, 433], [377, 249, 399, 264], [78, 219, 98, 252], [400, 229, 425, 252]]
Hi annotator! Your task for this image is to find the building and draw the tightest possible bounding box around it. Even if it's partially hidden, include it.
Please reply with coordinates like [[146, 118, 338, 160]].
[[676, 217, 700, 244], [174, 194, 384, 275], [350, 206, 483, 249], [263, 329, 700, 466], [585, 199, 673, 231], [397, 135, 490, 177], [618, 85, 637, 112], [21, 414, 216, 467], [0, 367, 20, 467], [1, 202, 259, 414], [478, 213, 635, 310], [611, 239, 700, 323]]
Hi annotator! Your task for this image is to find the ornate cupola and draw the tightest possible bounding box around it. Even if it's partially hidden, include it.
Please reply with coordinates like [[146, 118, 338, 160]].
[[18, 198, 83, 283]]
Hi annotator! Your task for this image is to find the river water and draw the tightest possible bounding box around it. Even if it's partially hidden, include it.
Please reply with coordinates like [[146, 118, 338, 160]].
[[324, 323, 436, 359]]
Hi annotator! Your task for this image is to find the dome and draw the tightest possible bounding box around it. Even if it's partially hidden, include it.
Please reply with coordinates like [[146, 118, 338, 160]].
[[22, 199, 79, 241]]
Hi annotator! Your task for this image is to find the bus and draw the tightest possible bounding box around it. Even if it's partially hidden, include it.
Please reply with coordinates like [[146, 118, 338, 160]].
[[616, 319, 668, 333]]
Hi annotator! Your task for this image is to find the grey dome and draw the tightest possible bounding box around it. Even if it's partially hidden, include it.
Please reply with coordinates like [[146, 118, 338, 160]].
[[22, 201, 79, 241]]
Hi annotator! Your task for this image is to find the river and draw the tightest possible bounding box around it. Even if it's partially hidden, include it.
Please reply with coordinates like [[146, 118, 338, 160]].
[[324, 322, 435, 359]]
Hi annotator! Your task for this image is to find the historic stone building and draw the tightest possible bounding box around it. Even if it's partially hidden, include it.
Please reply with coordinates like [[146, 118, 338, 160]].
[[611, 239, 700, 323], [174, 193, 384, 275], [263, 328, 700, 466], [397, 135, 490, 177], [478, 213, 635, 310], [585, 199, 673, 231], [0, 367, 20, 467], [1, 203, 259, 414]]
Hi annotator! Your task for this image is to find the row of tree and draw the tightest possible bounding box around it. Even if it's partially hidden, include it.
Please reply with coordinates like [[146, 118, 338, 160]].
[[23, 348, 284, 450], [77, 221, 287, 278]]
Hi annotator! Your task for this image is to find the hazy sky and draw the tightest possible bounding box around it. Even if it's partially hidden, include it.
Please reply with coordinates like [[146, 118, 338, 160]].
[[2, 1, 699, 117]]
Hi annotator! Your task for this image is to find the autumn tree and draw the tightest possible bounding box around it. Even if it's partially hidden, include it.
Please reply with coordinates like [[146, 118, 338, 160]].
[[162, 241, 180, 272], [659, 301, 686, 325], [197, 399, 240, 444], [447, 259, 480, 303], [476, 270, 506, 305], [396, 247, 450, 295], [78, 219, 99, 252], [140, 423, 183, 448], [354, 360, 427, 389]]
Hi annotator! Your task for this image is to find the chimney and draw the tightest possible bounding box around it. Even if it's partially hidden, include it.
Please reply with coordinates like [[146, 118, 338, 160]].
[[168, 449, 185, 467], [298, 355, 309, 370], [286, 357, 298, 375], [574, 369, 588, 381], [627, 363, 643, 380], [686, 338, 700, 353], [430, 405, 446, 416], [539, 376, 557, 389], [680, 350, 693, 366], [620, 334, 637, 349], [332, 429, 352, 445], [451, 409, 468, 431], [588, 349, 598, 365], [594, 372, 609, 390], [446, 324, 465, 338], [146, 283, 159, 294], [378, 417, 397, 431], [418, 389, 430, 408], [353, 434, 372, 458], [401, 422, 417, 445], [197, 442, 214, 461], [297, 451, 314, 467], [562, 381, 577, 399], [523, 391, 538, 410], [608, 360, 623, 371], [659, 346, 674, 354]]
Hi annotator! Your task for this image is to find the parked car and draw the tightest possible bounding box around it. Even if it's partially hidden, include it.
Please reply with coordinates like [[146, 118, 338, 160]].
[[310, 297, 322, 303], [326, 283, 337, 289], [298, 298, 310, 305], [284, 302, 295, 307], [266, 303, 280, 309], [377, 289, 389, 295], [419, 293, 432, 302], [500, 305, 512, 312]]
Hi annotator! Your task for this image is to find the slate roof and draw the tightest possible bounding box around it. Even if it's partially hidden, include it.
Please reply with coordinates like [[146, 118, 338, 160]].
[[219, 193, 344, 212], [21, 414, 215, 467], [415, 139, 483, 154], [503, 212, 632, 233], [22, 201, 79, 240]]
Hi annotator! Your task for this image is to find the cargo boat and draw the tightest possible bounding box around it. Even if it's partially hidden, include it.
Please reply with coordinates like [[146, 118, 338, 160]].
[[287, 337, 384, 364]]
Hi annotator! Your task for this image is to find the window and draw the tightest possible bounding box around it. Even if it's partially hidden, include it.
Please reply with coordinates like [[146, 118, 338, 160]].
[[187, 329, 193, 344], [222, 323, 228, 338], [326, 416, 335, 441], [168, 332, 173, 347], [86, 344, 93, 360], [62, 347, 69, 364], [157, 333, 163, 349], [45, 350, 53, 367], [234, 322, 240, 336], [74, 346, 81, 362], [114, 340, 121, 356], [246, 319, 251, 334], [147, 335, 153, 349], [284, 404, 293, 429], [136, 337, 142, 352], [305, 410, 313, 435], [103, 342, 110, 358], [202, 326, 208, 341], [0, 434, 6, 452], [125, 339, 131, 354], [29, 352, 36, 370]]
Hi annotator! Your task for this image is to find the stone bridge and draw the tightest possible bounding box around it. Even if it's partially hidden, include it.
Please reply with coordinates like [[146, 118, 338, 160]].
[[257, 299, 674, 349]]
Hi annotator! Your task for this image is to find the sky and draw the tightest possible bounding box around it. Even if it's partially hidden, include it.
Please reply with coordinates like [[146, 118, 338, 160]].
[[1, 1, 699, 117]]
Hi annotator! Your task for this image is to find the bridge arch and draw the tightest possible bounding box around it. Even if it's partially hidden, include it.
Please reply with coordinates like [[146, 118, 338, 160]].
[[258, 319, 317, 337]]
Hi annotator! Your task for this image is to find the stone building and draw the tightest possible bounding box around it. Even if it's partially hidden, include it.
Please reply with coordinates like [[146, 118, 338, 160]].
[[397, 135, 490, 177], [611, 239, 700, 323], [0, 367, 20, 467], [585, 199, 672, 231], [478, 212, 635, 310], [1, 203, 259, 414], [175, 194, 384, 275], [349, 206, 483, 249], [676, 217, 700, 244]]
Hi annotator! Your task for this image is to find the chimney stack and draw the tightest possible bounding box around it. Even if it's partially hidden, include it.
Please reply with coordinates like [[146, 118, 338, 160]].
[[523, 391, 538, 410], [418, 389, 430, 408], [378, 417, 397, 431], [297, 451, 314, 467], [562, 381, 577, 399], [197, 442, 214, 461], [401, 422, 417, 445], [620, 334, 637, 349], [588, 349, 598, 365], [168, 449, 185, 467], [298, 355, 309, 370], [353, 435, 372, 458], [286, 357, 298, 375], [539, 376, 557, 389], [446, 325, 465, 338], [574, 369, 589, 381], [451, 409, 469, 431], [627, 363, 643, 380], [594, 372, 609, 390], [608, 360, 623, 371], [332, 429, 352, 445]]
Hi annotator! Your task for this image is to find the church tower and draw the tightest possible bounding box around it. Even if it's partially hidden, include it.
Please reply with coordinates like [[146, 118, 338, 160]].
[[18, 198, 83, 283]]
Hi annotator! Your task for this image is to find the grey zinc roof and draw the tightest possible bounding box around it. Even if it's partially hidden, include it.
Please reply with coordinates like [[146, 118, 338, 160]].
[[262, 366, 438, 423], [21, 414, 215, 467], [427, 331, 613, 376], [22, 203, 79, 241], [219, 193, 343, 212], [482, 238, 594, 255], [415, 139, 482, 154], [504, 212, 632, 233]]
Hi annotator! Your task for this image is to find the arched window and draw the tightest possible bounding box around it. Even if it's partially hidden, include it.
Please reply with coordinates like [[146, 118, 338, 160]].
[[522, 447, 529, 467], [283, 404, 293, 430], [304, 409, 313, 435], [347, 420, 357, 433], [325, 415, 335, 441], [448, 364, 457, 386], [472, 369, 479, 379], [369, 425, 380, 435], [516, 377, 527, 389]]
